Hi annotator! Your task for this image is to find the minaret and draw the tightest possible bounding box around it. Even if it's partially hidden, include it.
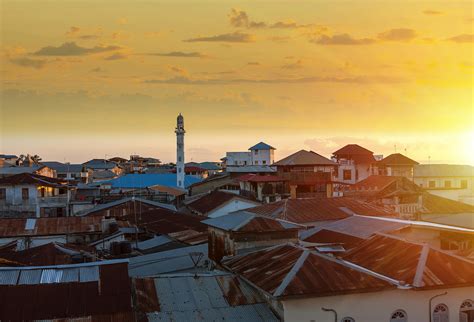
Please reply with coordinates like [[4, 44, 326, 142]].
[[175, 113, 185, 189]]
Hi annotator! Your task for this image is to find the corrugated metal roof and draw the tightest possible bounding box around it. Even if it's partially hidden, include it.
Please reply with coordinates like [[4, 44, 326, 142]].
[[222, 243, 395, 299], [248, 142, 276, 150], [136, 272, 279, 321], [79, 266, 99, 282], [203, 212, 301, 232], [273, 150, 336, 166], [187, 190, 258, 215], [0, 269, 19, 285], [106, 173, 202, 189], [137, 235, 173, 251], [129, 244, 209, 277], [225, 165, 277, 173]]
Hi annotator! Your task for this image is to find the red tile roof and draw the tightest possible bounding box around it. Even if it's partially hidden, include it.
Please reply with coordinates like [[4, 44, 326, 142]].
[[342, 234, 474, 288], [244, 197, 395, 225], [273, 150, 336, 166], [0, 172, 67, 187], [187, 190, 258, 215], [222, 243, 393, 298], [378, 153, 419, 166]]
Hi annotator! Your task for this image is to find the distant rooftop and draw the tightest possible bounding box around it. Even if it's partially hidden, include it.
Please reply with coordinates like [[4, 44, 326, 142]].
[[106, 173, 201, 189], [274, 149, 336, 166], [414, 164, 474, 177], [248, 142, 276, 150]]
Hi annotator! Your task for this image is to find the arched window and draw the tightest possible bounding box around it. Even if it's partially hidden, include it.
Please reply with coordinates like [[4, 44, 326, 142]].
[[390, 309, 407, 322], [460, 299, 474, 322], [433, 304, 449, 322], [341, 318, 355, 322]]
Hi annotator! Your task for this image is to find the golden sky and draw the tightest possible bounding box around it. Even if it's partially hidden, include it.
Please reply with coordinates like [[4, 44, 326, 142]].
[[1, 0, 473, 164]]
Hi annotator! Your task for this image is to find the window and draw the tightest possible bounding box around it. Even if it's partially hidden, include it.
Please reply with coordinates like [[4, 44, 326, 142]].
[[460, 299, 473, 322], [343, 169, 352, 180], [254, 161, 259, 165], [262, 160, 267, 165], [390, 309, 407, 322], [22, 188, 29, 200], [254, 149, 258, 155], [0, 188, 5, 200], [461, 180, 468, 189], [444, 180, 451, 188], [433, 304, 449, 322], [428, 180, 436, 188], [341, 318, 355, 322]]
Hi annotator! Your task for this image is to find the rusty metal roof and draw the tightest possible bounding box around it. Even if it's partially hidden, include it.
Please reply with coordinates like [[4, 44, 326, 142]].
[[222, 243, 394, 299], [421, 193, 474, 214], [0, 259, 132, 321], [243, 197, 395, 225], [187, 190, 259, 215], [342, 234, 474, 288], [132, 272, 279, 321], [0, 172, 67, 187], [0, 216, 104, 237], [203, 212, 301, 232], [301, 229, 364, 249]]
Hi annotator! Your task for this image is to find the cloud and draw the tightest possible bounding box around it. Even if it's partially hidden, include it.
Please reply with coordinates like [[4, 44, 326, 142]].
[[314, 33, 376, 45], [423, 10, 443, 15], [268, 36, 291, 42], [144, 74, 408, 85], [33, 42, 122, 56], [168, 66, 188, 76], [10, 57, 48, 69], [104, 52, 128, 60], [281, 59, 304, 69], [144, 51, 205, 58], [377, 28, 417, 41], [228, 8, 266, 28], [247, 62, 260, 66], [228, 8, 315, 30], [446, 34, 474, 43], [90, 67, 104, 72], [183, 32, 255, 43], [65, 26, 81, 37]]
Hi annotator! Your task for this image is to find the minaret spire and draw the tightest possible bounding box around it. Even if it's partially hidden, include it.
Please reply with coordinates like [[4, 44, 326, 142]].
[[175, 113, 185, 189]]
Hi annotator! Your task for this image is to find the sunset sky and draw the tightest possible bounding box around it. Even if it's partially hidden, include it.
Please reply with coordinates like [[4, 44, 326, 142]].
[[1, 0, 473, 164]]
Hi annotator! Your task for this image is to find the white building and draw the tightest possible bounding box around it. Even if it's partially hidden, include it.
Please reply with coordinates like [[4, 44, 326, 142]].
[[225, 142, 275, 166], [414, 164, 474, 205], [175, 113, 185, 189]]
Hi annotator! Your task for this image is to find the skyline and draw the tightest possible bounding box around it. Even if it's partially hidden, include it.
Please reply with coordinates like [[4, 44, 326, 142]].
[[1, 0, 473, 164]]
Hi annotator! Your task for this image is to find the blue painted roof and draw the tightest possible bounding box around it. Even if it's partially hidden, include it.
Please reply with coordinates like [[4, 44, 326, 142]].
[[248, 142, 275, 150], [106, 173, 201, 189]]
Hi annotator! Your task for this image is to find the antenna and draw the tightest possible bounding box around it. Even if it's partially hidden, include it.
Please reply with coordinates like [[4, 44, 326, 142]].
[[189, 252, 204, 279], [394, 144, 397, 153]]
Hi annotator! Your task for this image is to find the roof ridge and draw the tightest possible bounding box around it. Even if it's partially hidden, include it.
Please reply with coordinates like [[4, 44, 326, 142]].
[[413, 243, 429, 287], [273, 249, 309, 296]]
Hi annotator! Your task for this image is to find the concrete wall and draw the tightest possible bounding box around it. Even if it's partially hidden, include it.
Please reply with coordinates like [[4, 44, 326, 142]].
[[1, 184, 38, 205], [251, 149, 273, 165], [207, 199, 260, 218], [282, 286, 473, 322], [226, 152, 252, 166]]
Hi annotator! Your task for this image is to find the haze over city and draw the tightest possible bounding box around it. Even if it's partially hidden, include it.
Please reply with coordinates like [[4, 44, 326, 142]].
[[1, 0, 473, 164]]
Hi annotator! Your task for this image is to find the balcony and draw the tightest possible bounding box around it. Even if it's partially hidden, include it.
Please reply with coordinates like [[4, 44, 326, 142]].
[[38, 195, 68, 207]]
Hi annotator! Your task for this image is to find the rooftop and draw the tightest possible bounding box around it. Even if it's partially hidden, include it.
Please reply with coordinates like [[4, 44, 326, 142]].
[[203, 212, 301, 232], [342, 234, 474, 288], [378, 153, 419, 166], [225, 165, 277, 173], [248, 142, 276, 151], [237, 173, 288, 183], [0, 259, 132, 321], [333, 144, 374, 156], [0, 216, 104, 237], [106, 173, 202, 189], [41, 161, 85, 173], [222, 243, 394, 299], [242, 197, 395, 225], [414, 164, 474, 177], [187, 190, 258, 216], [273, 149, 336, 166], [133, 272, 279, 321]]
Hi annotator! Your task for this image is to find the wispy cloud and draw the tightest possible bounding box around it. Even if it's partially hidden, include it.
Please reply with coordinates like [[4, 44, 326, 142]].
[[32, 42, 122, 56], [423, 10, 444, 15], [10, 57, 48, 69], [144, 74, 408, 85], [314, 34, 376, 45], [183, 32, 255, 43], [446, 34, 474, 43], [377, 28, 417, 41], [143, 51, 206, 58], [228, 8, 317, 30], [281, 59, 304, 69], [104, 52, 128, 60]]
